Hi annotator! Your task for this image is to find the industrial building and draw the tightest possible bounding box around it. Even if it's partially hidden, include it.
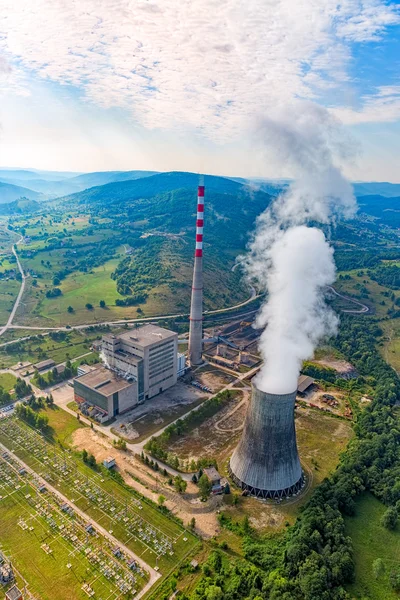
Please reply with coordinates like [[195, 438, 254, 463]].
[[5, 586, 23, 600], [74, 366, 135, 420], [230, 382, 304, 499], [33, 358, 55, 372], [297, 374, 315, 395], [102, 324, 178, 401], [203, 467, 223, 495], [74, 324, 179, 419]]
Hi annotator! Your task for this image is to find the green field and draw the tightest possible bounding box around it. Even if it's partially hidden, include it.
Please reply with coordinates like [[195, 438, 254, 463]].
[[0, 328, 104, 368], [40, 404, 85, 444], [335, 270, 400, 319], [0, 278, 20, 325], [346, 494, 400, 599], [0, 372, 18, 391]]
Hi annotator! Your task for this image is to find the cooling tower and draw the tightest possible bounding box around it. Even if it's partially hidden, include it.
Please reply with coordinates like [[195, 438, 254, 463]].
[[229, 383, 304, 498]]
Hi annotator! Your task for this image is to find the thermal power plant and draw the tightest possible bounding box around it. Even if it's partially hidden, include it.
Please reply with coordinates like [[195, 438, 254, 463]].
[[188, 175, 205, 366], [229, 382, 304, 499]]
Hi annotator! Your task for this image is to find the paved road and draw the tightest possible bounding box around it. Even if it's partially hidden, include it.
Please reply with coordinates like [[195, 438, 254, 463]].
[[327, 286, 370, 314], [0, 441, 161, 597], [0, 237, 26, 337]]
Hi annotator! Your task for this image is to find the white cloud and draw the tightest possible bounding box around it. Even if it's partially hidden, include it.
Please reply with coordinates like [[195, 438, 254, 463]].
[[0, 0, 398, 142], [331, 85, 400, 124]]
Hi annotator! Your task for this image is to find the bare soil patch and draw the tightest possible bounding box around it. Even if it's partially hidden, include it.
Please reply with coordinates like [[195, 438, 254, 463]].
[[167, 392, 246, 463], [194, 366, 236, 392], [71, 427, 220, 537], [110, 382, 208, 442]]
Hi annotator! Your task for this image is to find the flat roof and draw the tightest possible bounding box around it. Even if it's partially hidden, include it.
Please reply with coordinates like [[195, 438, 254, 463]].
[[297, 375, 315, 393], [204, 467, 221, 481], [75, 366, 134, 397], [117, 324, 177, 348], [6, 586, 23, 600], [34, 358, 56, 369]]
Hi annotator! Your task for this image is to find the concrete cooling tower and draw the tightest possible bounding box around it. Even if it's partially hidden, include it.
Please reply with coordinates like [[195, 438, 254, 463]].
[[229, 383, 304, 499]]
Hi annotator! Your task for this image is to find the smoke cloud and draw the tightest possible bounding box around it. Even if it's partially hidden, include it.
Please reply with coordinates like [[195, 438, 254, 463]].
[[244, 102, 357, 394]]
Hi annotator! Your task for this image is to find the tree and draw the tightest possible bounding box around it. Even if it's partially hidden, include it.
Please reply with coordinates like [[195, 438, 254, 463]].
[[15, 378, 32, 399], [198, 474, 212, 500], [206, 585, 223, 600], [85, 303, 94, 310], [223, 482, 230, 494], [82, 449, 88, 463], [381, 507, 398, 530], [170, 577, 177, 592], [67, 306, 74, 313], [390, 567, 400, 592], [99, 300, 106, 308], [191, 473, 198, 484], [373, 558, 385, 580], [158, 495, 166, 507], [190, 517, 196, 530], [174, 475, 187, 494]]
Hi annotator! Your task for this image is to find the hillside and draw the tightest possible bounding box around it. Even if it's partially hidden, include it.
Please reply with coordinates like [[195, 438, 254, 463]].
[[0, 169, 158, 198], [357, 195, 400, 226], [62, 170, 248, 205], [67, 169, 158, 189], [3, 172, 271, 326], [0, 181, 44, 203], [353, 181, 400, 197]]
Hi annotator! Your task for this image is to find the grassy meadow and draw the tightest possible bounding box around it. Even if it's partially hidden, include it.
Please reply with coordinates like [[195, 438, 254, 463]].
[[346, 494, 400, 600]]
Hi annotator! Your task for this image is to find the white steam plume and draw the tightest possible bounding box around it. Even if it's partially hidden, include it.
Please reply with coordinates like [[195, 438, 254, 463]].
[[244, 102, 357, 394]]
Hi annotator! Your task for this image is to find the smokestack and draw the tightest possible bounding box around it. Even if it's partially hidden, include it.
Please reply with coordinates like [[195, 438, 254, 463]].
[[188, 175, 204, 366], [229, 382, 304, 498]]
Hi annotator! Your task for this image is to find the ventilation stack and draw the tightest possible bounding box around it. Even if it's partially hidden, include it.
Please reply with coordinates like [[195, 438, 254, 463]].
[[229, 382, 304, 499], [188, 175, 205, 366]]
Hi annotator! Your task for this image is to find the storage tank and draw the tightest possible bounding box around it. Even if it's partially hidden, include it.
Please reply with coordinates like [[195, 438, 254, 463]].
[[229, 382, 304, 498]]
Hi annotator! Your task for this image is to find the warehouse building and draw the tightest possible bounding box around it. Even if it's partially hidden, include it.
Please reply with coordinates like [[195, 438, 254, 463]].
[[34, 358, 56, 372], [297, 375, 315, 395], [102, 324, 178, 402]]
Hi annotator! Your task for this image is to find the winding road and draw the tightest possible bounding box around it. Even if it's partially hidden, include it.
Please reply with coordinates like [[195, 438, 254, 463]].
[[0, 236, 26, 337], [327, 285, 370, 314]]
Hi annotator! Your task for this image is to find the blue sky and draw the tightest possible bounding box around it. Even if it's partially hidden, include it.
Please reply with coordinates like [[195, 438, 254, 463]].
[[1, 0, 400, 181]]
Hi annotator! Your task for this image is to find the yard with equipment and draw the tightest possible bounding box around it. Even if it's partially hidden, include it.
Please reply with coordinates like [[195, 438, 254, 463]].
[[0, 451, 148, 600], [0, 415, 199, 579]]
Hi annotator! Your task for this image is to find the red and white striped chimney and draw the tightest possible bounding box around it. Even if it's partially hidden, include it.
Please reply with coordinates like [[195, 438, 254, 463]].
[[188, 175, 204, 366]]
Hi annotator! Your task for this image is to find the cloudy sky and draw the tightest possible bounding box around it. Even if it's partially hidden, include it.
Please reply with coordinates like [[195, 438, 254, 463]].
[[1, 0, 399, 181]]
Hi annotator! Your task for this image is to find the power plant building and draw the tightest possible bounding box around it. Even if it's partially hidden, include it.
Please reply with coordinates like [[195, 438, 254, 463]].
[[229, 383, 304, 499], [102, 325, 178, 401], [74, 324, 178, 419], [74, 366, 136, 420]]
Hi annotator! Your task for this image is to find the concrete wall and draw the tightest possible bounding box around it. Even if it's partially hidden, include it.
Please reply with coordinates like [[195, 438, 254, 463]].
[[118, 382, 138, 413]]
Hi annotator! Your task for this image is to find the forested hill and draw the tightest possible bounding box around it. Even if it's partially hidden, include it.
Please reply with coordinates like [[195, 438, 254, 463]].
[[0, 181, 44, 204], [357, 195, 400, 226], [62, 171, 253, 205], [61, 171, 273, 253]]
